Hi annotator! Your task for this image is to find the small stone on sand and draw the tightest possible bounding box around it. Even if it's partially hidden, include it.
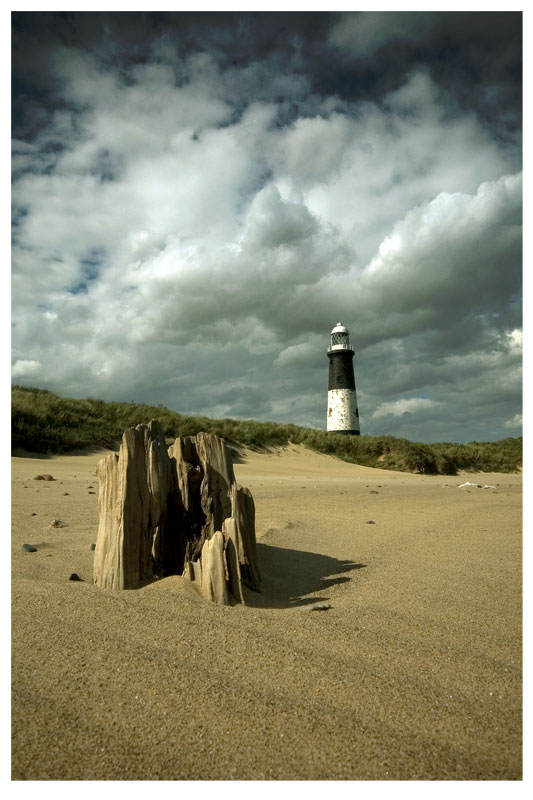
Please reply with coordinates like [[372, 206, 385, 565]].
[[69, 573, 82, 581], [303, 602, 331, 612], [34, 474, 55, 481], [50, 519, 66, 528], [21, 544, 37, 552]]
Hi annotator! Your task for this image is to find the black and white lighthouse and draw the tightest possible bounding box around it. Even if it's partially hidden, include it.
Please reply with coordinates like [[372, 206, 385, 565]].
[[326, 322, 360, 435]]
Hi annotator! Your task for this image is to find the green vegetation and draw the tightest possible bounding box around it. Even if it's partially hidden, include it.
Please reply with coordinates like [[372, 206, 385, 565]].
[[11, 385, 522, 474]]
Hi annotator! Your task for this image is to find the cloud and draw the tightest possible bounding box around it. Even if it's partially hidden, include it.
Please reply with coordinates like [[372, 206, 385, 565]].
[[277, 113, 352, 184], [372, 397, 441, 420], [275, 69, 518, 268], [358, 171, 522, 336], [504, 414, 522, 430], [243, 186, 317, 250], [274, 338, 324, 369], [505, 329, 522, 355], [328, 11, 435, 59], [12, 360, 41, 377]]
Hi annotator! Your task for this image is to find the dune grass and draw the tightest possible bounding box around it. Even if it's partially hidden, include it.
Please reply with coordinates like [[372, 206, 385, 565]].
[[11, 385, 522, 475]]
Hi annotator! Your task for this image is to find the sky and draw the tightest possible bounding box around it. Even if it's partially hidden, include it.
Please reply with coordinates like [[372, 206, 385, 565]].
[[11, 9, 523, 443]]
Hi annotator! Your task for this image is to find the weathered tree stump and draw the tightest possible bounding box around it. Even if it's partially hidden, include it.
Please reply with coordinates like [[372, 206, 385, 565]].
[[94, 422, 260, 604]]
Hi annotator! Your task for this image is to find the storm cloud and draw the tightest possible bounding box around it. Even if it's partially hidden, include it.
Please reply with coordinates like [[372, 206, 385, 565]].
[[11, 11, 522, 442]]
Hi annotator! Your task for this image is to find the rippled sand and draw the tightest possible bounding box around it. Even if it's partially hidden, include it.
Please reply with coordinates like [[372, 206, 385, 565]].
[[11, 445, 522, 780]]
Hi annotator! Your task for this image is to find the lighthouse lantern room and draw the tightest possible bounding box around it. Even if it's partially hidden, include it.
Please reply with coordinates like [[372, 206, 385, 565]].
[[326, 323, 361, 435]]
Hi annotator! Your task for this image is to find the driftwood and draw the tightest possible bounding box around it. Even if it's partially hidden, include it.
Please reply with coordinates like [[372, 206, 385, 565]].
[[93, 421, 260, 604]]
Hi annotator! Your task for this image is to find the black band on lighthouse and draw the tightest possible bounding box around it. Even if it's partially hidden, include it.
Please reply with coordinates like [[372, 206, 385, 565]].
[[328, 350, 356, 391]]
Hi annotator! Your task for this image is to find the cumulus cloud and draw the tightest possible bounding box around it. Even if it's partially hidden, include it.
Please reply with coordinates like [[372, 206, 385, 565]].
[[358, 171, 522, 335], [277, 114, 353, 185], [372, 397, 441, 420], [328, 11, 435, 59], [12, 360, 41, 378], [10, 13, 522, 442]]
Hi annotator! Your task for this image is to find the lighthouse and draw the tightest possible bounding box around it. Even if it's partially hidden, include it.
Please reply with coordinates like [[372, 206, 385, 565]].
[[326, 322, 360, 435]]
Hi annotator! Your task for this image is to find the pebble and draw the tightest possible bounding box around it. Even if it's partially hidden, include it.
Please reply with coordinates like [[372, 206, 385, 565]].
[[90, 543, 96, 551], [30, 512, 37, 516], [21, 544, 37, 552], [88, 491, 96, 495], [369, 490, 379, 494], [69, 573, 82, 581], [63, 492, 69, 496], [366, 520, 375, 524], [50, 519, 66, 528], [33, 474, 55, 481]]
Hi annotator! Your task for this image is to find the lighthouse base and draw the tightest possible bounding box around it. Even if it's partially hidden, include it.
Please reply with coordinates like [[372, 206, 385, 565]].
[[326, 388, 360, 435], [327, 429, 360, 436]]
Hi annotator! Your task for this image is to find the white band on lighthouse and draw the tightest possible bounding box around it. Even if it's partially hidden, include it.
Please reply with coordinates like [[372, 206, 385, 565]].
[[327, 388, 360, 433]]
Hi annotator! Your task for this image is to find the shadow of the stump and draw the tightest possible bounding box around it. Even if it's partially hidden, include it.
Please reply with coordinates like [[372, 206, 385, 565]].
[[242, 543, 366, 609]]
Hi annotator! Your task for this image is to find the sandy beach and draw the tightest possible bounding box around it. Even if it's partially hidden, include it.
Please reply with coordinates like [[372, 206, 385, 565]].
[[11, 444, 522, 780]]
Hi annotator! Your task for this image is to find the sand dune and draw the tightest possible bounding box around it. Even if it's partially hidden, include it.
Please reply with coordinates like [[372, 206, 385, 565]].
[[11, 444, 522, 780]]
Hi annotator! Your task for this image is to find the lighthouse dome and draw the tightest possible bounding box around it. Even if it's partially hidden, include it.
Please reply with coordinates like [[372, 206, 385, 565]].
[[331, 322, 349, 335]]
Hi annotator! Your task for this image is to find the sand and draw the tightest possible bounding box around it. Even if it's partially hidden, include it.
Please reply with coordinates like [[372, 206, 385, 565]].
[[11, 444, 522, 780]]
